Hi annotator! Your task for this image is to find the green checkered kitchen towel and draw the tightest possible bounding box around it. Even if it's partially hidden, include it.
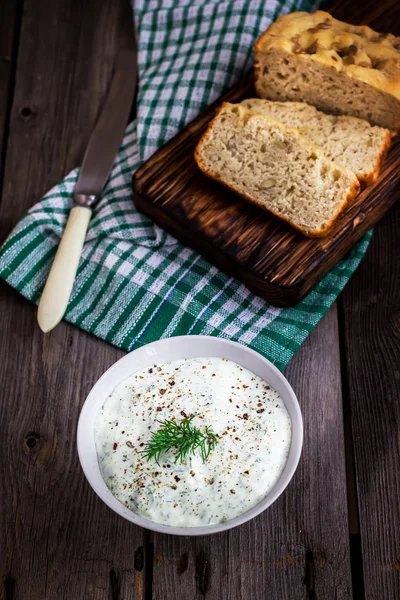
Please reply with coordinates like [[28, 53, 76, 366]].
[[0, 0, 371, 371]]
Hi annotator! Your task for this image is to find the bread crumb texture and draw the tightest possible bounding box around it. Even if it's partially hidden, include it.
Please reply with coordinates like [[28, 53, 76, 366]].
[[195, 103, 360, 237], [240, 98, 390, 184]]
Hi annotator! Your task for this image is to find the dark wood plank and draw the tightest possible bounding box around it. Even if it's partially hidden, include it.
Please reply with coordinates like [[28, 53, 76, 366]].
[[132, 0, 400, 308], [333, 2, 400, 597], [0, 1, 147, 598], [151, 306, 352, 600], [341, 192, 400, 598], [327, 0, 397, 26]]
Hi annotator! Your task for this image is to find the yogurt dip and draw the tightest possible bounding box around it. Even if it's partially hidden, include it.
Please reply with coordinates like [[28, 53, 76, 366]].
[[94, 357, 292, 527]]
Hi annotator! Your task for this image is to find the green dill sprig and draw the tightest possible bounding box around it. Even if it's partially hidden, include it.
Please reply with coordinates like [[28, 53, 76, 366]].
[[142, 416, 218, 464]]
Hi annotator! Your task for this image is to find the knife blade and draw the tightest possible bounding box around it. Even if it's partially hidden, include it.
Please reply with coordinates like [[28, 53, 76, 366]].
[[74, 48, 137, 200], [37, 46, 137, 333]]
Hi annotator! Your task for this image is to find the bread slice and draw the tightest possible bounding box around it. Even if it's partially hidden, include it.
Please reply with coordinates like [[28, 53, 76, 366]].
[[240, 98, 390, 185], [254, 11, 400, 135], [194, 103, 360, 237]]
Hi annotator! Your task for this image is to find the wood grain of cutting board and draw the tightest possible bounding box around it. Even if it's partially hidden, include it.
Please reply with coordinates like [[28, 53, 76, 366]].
[[132, 75, 400, 308]]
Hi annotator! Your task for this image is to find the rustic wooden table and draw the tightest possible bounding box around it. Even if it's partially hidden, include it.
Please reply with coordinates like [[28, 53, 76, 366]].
[[0, 1, 399, 599]]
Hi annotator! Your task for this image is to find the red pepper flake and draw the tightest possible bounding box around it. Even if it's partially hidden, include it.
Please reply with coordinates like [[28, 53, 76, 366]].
[[159, 389, 166, 395], [243, 413, 249, 420], [243, 384, 249, 389], [257, 403, 263, 407], [244, 470, 249, 475], [223, 431, 228, 435], [202, 366, 207, 369], [113, 442, 118, 450]]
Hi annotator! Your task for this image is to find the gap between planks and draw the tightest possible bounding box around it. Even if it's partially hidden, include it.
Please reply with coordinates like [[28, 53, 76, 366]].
[[0, 0, 24, 209], [338, 296, 367, 600]]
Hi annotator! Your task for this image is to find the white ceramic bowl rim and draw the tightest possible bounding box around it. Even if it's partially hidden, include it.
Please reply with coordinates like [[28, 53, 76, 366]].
[[77, 335, 303, 536]]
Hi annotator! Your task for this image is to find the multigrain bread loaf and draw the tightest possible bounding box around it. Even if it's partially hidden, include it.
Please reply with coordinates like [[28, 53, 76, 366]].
[[254, 11, 400, 134], [194, 103, 360, 237], [240, 98, 391, 185]]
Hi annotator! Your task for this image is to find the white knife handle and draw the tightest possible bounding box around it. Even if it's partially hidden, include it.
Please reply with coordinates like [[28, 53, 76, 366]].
[[37, 206, 92, 333]]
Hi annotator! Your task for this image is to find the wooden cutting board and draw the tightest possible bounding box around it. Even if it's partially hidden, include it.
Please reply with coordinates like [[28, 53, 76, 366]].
[[132, 77, 400, 308]]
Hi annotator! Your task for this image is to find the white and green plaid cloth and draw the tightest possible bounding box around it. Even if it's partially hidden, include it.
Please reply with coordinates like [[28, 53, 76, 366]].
[[0, 0, 371, 371]]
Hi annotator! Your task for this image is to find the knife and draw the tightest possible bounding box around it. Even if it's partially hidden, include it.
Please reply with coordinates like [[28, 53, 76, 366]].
[[37, 47, 137, 333]]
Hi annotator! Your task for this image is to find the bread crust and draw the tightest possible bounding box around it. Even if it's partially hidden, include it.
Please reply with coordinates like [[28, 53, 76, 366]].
[[255, 46, 400, 136], [254, 11, 400, 135], [194, 103, 361, 237], [255, 11, 400, 98]]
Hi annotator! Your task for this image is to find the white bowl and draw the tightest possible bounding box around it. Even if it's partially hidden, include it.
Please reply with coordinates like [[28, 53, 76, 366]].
[[77, 336, 303, 536]]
